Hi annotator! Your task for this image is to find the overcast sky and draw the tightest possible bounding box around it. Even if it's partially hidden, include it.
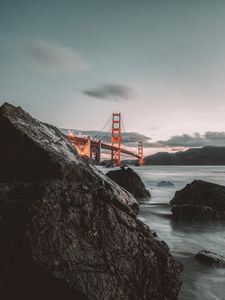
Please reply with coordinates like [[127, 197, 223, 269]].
[[1, 0, 225, 154]]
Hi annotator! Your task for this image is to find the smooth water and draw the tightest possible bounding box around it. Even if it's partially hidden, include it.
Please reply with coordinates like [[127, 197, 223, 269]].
[[99, 165, 225, 300]]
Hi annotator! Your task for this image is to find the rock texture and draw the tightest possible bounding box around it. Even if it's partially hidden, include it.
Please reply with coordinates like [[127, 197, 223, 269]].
[[106, 166, 151, 199], [195, 250, 225, 268], [0, 103, 182, 300], [157, 181, 175, 188], [170, 180, 225, 221]]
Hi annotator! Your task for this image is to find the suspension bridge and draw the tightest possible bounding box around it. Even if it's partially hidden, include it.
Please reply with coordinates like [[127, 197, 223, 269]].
[[66, 113, 144, 167]]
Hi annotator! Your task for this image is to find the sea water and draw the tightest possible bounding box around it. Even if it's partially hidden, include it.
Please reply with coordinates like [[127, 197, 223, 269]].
[[99, 165, 225, 300]]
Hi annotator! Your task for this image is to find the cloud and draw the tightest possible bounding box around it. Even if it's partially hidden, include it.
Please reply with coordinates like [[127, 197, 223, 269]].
[[83, 84, 136, 101], [144, 131, 225, 148], [24, 40, 89, 74]]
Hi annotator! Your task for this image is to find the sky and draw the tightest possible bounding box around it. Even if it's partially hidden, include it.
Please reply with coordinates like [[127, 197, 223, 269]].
[[1, 0, 225, 155]]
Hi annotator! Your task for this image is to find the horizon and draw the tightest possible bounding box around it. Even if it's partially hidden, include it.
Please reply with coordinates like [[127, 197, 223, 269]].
[[1, 3, 225, 299], [1, 1, 225, 154], [61, 126, 225, 157]]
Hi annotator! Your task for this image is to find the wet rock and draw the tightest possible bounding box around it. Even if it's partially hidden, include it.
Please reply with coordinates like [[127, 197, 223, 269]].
[[106, 166, 151, 199], [0, 103, 182, 300], [170, 180, 225, 221], [195, 250, 225, 268], [171, 205, 218, 221], [157, 181, 175, 188]]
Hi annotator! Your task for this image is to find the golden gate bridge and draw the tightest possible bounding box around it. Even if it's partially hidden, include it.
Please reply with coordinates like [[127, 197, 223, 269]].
[[66, 113, 144, 167]]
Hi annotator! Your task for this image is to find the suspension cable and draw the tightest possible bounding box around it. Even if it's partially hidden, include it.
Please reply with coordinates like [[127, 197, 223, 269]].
[[121, 117, 134, 153], [101, 127, 111, 143], [93, 115, 112, 140]]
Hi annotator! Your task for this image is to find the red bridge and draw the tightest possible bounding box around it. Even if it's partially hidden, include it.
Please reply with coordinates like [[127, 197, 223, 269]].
[[67, 113, 144, 166]]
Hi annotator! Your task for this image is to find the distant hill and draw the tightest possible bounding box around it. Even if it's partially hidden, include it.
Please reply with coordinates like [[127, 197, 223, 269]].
[[144, 146, 225, 165], [60, 128, 150, 145]]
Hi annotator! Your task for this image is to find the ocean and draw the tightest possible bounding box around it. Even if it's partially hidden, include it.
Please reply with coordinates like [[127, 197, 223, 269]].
[[99, 165, 225, 300]]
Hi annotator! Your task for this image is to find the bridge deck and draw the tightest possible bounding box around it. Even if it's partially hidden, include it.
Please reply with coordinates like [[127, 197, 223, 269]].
[[67, 136, 141, 159]]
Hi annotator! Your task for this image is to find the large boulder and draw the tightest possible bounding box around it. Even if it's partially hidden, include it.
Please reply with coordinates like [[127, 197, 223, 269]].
[[170, 180, 225, 221], [195, 250, 225, 268], [0, 103, 182, 300], [106, 166, 151, 199]]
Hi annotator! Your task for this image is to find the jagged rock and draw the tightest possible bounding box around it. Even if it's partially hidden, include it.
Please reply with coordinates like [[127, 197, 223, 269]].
[[106, 166, 151, 199], [157, 181, 175, 188], [195, 250, 225, 268], [170, 180, 225, 221], [0, 103, 182, 300]]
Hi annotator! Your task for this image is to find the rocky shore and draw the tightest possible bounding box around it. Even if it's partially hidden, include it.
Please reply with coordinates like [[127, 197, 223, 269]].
[[106, 166, 151, 199], [170, 180, 225, 221], [0, 103, 182, 300], [195, 250, 225, 268]]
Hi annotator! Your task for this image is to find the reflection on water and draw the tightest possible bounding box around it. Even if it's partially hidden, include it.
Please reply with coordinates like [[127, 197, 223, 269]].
[[99, 165, 225, 300]]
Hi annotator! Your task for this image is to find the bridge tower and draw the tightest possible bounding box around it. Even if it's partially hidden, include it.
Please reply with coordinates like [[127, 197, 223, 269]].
[[111, 113, 121, 166], [90, 140, 101, 165], [138, 141, 144, 166]]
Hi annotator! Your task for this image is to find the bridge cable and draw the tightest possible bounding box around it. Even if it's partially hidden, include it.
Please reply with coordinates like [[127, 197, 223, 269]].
[[101, 127, 112, 143], [121, 117, 135, 154], [93, 115, 112, 140]]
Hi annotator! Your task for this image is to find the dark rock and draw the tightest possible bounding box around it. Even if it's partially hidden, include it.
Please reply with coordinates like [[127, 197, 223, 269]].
[[0, 102, 78, 182], [0, 103, 182, 300], [106, 166, 151, 199], [157, 181, 175, 188], [171, 205, 218, 221], [170, 180, 225, 221], [195, 250, 225, 268]]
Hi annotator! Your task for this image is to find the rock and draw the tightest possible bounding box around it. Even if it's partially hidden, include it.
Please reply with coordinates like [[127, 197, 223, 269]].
[[171, 205, 218, 221], [0, 102, 74, 182], [157, 181, 175, 188], [195, 250, 225, 268], [106, 166, 151, 199], [170, 180, 225, 221], [0, 103, 182, 300]]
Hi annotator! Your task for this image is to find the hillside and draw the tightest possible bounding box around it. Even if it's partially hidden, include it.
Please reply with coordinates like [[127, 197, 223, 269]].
[[60, 128, 150, 145], [144, 146, 225, 165]]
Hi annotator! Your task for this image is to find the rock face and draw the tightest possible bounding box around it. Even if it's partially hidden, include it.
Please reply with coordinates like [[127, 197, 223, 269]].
[[0, 103, 182, 300], [157, 181, 175, 188], [170, 180, 225, 221], [106, 166, 151, 199], [195, 250, 225, 268]]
